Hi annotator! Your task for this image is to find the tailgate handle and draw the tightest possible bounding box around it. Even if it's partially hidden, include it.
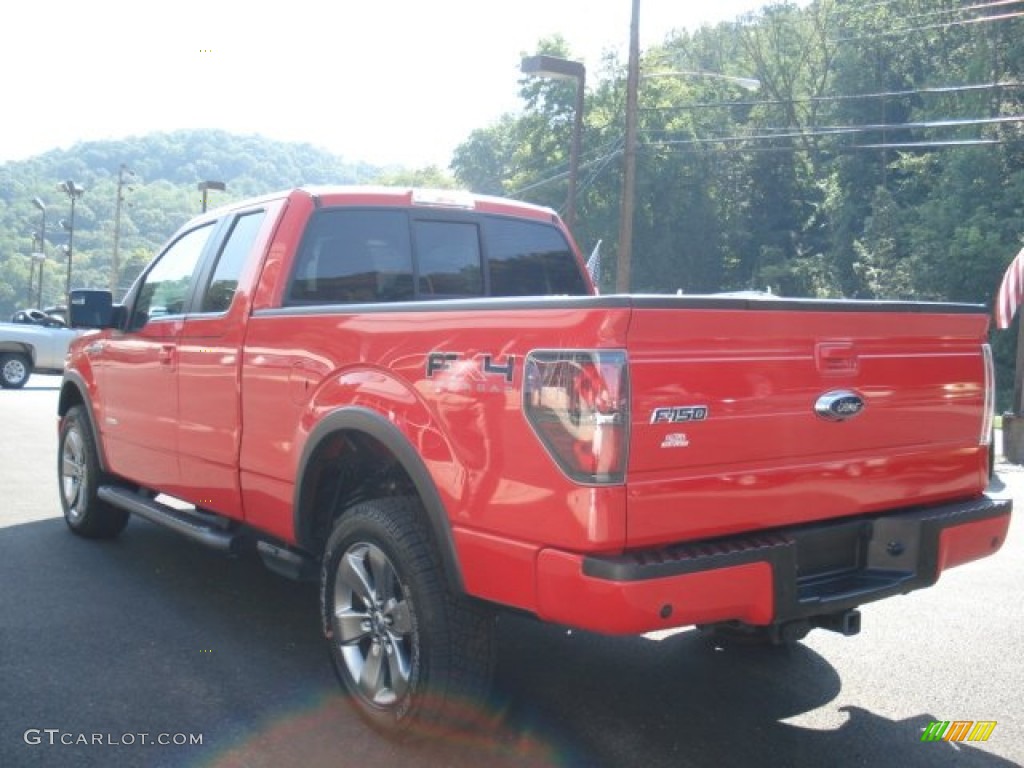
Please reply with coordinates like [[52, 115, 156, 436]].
[[816, 343, 858, 375]]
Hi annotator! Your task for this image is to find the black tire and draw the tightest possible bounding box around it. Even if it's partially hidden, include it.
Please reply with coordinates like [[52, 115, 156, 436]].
[[320, 497, 495, 738], [58, 405, 129, 539], [0, 352, 31, 389]]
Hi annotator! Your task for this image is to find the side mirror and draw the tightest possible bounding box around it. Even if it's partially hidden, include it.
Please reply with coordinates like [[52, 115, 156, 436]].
[[69, 289, 122, 329]]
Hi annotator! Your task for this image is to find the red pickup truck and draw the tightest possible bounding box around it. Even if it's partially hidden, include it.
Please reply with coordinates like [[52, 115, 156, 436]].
[[59, 186, 1010, 735]]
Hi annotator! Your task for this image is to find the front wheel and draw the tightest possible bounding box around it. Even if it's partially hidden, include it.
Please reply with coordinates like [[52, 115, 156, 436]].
[[58, 405, 129, 539], [0, 352, 31, 389], [321, 497, 495, 738]]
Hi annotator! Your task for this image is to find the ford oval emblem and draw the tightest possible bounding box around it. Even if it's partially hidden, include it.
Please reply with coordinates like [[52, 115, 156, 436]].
[[814, 390, 865, 422]]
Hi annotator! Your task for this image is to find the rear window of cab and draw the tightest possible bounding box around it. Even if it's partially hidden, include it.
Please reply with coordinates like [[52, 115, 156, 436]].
[[286, 208, 588, 305]]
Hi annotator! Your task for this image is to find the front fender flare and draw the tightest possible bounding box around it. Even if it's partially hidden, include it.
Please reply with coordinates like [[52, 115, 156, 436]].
[[58, 372, 109, 473]]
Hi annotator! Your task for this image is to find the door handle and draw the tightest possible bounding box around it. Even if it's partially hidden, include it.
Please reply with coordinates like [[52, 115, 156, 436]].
[[159, 345, 175, 365]]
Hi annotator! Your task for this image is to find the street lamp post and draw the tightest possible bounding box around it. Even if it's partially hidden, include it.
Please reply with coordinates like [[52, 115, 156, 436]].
[[198, 180, 226, 213], [31, 252, 46, 307], [28, 235, 40, 305], [31, 197, 46, 307], [520, 54, 586, 233], [58, 180, 84, 310]]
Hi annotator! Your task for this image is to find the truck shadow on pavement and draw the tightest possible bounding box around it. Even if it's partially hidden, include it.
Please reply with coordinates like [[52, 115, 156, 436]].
[[492, 618, 1012, 768], [0, 516, 1014, 768]]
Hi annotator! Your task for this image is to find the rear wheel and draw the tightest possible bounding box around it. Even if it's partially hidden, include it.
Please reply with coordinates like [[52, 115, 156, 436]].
[[58, 405, 129, 539], [0, 352, 31, 389], [321, 497, 494, 738]]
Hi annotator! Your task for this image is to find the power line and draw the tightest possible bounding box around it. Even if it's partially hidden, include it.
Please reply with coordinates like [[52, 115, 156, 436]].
[[510, 137, 623, 197], [642, 114, 1024, 147], [830, 0, 1023, 28], [832, 9, 1024, 42], [854, 139, 1006, 148], [514, 114, 1024, 196], [574, 139, 624, 199], [640, 137, 1022, 155], [873, 0, 1024, 25], [640, 81, 1024, 114]]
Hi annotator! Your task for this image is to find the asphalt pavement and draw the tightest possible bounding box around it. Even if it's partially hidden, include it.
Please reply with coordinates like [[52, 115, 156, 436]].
[[2, 375, 1022, 767]]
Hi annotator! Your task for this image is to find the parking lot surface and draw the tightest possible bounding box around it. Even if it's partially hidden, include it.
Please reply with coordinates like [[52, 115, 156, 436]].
[[2, 376, 1022, 767]]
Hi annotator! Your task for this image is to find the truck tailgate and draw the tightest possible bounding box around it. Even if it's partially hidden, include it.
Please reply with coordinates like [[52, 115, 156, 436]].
[[625, 297, 992, 547]]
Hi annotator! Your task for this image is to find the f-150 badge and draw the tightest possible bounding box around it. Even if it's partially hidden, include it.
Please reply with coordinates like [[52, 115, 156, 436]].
[[650, 405, 708, 424]]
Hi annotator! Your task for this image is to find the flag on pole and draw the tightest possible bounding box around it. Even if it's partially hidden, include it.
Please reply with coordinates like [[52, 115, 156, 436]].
[[586, 240, 602, 293], [996, 245, 1024, 329]]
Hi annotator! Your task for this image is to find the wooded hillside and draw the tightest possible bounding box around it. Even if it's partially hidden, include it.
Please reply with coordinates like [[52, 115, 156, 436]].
[[0, 130, 385, 312]]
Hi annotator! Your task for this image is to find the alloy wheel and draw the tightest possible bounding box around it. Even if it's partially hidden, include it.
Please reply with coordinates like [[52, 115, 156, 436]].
[[332, 541, 415, 707], [61, 426, 86, 520]]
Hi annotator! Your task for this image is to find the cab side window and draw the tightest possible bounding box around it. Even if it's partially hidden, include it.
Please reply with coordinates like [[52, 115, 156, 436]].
[[288, 210, 412, 304], [131, 224, 215, 330], [200, 211, 266, 313]]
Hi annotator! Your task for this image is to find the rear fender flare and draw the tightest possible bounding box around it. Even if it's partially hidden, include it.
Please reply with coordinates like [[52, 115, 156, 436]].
[[294, 406, 464, 593]]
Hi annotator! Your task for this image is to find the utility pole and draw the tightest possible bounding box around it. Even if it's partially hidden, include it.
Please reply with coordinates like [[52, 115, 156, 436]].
[[615, 0, 640, 293], [111, 165, 133, 295]]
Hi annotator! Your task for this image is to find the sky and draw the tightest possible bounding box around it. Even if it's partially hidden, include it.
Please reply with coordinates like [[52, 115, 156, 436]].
[[1, 0, 776, 170]]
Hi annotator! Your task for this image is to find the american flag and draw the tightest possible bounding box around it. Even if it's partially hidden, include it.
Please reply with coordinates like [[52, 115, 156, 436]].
[[996, 245, 1024, 329], [586, 240, 602, 293]]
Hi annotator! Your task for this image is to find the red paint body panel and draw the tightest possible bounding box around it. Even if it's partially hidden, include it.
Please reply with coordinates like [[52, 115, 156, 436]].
[[626, 306, 990, 546], [535, 549, 775, 634], [240, 306, 631, 551], [937, 514, 1010, 572], [626, 446, 986, 547], [100, 318, 184, 489], [63, 185, 1010, 638], [453, 527, 540, 613]]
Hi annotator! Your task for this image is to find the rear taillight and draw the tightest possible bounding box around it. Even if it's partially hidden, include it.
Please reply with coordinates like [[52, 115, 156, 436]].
[[523, 350, 629, 484], [981, 343, 995, 446]]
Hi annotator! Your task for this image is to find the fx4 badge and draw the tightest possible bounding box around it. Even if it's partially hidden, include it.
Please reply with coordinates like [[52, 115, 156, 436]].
[[426, 351, 516, 394], [814, 390, 865, 421], [650, 405, 709, 424]]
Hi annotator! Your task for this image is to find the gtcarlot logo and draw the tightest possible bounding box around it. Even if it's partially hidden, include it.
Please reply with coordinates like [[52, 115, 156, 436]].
[[24, 729, 203, 747]]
